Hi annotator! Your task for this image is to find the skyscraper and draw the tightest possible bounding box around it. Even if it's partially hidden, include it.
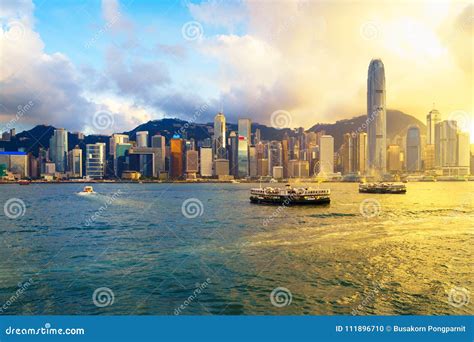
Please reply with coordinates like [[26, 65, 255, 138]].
[[406, 126, 421, 173], [238, 119, 251, 178], [49, 128, 68, 172], [170, 137, 184, 179], [213, 112, 226, 158], [366, 59, 387, 176], [86, 143, 106, 179], [426, 109, 441, 145], [319, 135, 334, 176], [136, 131, 148, 148], [68, 146, 82, 178], [151, 134, 166, 175], [436, 120, 457, 167]]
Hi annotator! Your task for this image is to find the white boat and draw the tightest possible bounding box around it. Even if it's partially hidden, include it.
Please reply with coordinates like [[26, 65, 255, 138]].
[[78, 186, 96, 195], [250, 184, 330, 205]]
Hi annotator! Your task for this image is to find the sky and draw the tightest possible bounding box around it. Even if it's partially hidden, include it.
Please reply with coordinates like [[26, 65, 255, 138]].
[[0, 0, 473, 140]]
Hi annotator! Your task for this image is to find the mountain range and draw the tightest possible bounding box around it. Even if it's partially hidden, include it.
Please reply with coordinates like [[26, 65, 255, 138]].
[[0, 110, 425, 157]]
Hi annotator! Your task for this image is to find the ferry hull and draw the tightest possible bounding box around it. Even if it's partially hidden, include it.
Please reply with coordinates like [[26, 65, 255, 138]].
[[250, 196, 330, 205], [359, 188, 406, 194]]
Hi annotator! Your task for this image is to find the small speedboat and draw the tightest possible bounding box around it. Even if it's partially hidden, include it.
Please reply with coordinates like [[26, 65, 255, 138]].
[[79, 186, 96, 194], [18, 180, 31, 185]]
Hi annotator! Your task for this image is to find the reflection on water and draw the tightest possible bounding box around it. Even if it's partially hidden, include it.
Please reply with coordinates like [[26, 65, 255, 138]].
[[0, 182, 472, 315]]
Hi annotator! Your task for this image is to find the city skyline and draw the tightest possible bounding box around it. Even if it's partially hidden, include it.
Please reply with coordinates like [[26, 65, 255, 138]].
[[0, 0, 472, 137]]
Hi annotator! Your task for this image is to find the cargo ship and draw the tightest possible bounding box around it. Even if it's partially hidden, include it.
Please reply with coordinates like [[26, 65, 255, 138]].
[[359, 182, 406, 194], [250, 184, 330, 205]]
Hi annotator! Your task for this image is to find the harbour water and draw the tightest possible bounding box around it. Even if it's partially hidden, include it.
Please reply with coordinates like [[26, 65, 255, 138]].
[[0, 182, 472, 315]]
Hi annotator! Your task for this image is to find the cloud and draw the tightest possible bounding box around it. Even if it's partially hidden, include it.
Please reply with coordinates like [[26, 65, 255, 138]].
[[0, 2, 99, 131], [191, 0, 473, 128]]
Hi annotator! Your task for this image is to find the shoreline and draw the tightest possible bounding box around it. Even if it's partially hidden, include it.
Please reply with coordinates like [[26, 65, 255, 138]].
[[1, 179, 473, 185]]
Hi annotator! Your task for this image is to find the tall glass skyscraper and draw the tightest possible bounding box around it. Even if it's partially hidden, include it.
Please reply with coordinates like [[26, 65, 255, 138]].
[[366, 59, 387, 176], [406, 126, 421, 172], [49, 128, 68, 172], [426, 109, 441, 145], [238, 119, 251, 178], [213, 112, 226, 159]]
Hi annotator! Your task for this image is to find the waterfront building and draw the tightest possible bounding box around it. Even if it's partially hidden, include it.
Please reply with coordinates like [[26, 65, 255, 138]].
[[457, 132, 470, 175], [289, 160, 310, 178], [273, 166, 283, 179], [109, 134, 129, 157], [435, 120, 457, 168], [319, 135, 334, 176], [268, 141, 282, 176], [387, 145, 402, 173], [186, 150, 199, 178], [227, 131, 239, 178], [249, 146, 257, 177], [67, 146, 82, 178], [427, 109, 441, 145], [214, 112, 226, 158], [151, 134, 166, 175], [356, 132, 367, 174], [423, 144, 435, 171], [44, 162, 56, 175], [170, 137, 184, 179], [341, 133, 357, 174], [0, 151, 28, 178], [257, 158, 269, 177], [281, 136, 289, 178], [238, 119, 251, 178], [366, 59, 387, 175], [86, 143, 106, 179], [115, 143, 132, 178], [254, 128, 261, 145], [129, 147, 161, 178], [49, 128, 68, 172], [200, 147, 213, 177], [136, 131, 149, 148], [406, 126, 421, 173], [215, 159, 230, 177]]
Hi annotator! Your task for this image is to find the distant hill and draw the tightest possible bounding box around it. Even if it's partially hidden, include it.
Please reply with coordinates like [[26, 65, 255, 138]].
[[1, 110, 425, 155], [309, 110, 426, 149]]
